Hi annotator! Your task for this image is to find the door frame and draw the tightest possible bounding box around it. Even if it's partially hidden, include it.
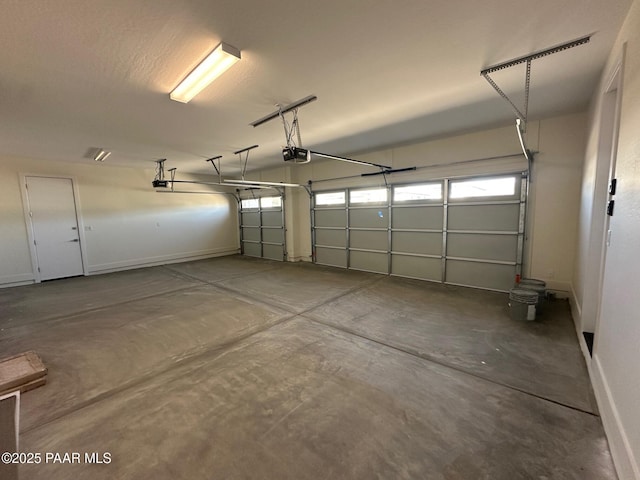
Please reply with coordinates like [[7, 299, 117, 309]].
[[20, 174, 89, 283], [591, 50, 625, 355]]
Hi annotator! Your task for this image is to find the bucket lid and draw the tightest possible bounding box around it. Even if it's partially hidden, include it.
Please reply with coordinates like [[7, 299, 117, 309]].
[[520, 278, 546, 287], [509, 288, 539, 304], [519, 284, 545, 294]]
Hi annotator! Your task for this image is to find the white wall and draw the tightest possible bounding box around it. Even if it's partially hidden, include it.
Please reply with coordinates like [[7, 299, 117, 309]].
[[0, 155, 239, 287], [253, 113, 587, 293], [575, 1, 640, 478]]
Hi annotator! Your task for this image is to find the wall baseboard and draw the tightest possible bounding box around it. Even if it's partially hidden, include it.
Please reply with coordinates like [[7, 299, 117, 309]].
[[568, 284, 595, 365], [0, 273, 36, 289], [592, 355, 640, 480], [287, 255, 313, 263], [87, 247, 240, 275]]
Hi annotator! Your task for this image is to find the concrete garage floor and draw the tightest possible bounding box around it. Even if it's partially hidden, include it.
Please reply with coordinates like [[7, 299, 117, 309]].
[[0, 256, 616, 479]]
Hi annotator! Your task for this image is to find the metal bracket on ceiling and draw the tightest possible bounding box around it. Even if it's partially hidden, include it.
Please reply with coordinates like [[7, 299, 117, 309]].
[[234, 145, 259, 180], [481, 35, 591, 131], [250, 95, 318, 128], [168, 167, 177, 191], [251, 95, 318, 164], [205, 155, 223, 183], [251, 94, 392, 170]]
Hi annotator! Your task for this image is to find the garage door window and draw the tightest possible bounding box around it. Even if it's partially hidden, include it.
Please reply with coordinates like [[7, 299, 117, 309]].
[[350, 188, 387, 204], [260, 196, 282, 209], [450, 176, 516, 199], [316, 191, 345, 206], [394, 183, 442, 202], [241, 198, 259, 209]]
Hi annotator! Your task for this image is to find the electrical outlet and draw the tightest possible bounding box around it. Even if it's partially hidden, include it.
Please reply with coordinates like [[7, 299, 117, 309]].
[[547, 270, 555, 278]]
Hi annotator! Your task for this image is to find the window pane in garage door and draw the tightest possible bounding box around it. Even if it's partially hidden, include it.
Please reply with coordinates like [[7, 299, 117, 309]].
[[450, 176, 517, 200], [394, 183, 442, 201], [350, 188, 387, 204], [316, 191, 345, 205]]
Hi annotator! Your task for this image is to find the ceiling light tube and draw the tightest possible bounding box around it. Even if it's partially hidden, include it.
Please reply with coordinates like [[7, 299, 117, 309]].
[[94, 149, 111, 162], [170, 42, 241, 103]]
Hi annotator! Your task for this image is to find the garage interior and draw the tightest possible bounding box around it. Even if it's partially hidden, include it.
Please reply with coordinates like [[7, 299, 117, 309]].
[[1, 1, 639, 479]]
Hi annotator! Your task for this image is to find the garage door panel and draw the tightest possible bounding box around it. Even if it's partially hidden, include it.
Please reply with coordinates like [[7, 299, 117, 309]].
[[315, 229, 346, 248], [392, 206, 443, 230], [445, 260, 515, 291], [350, 208, 388, 228], [262, 244, 283, 261], [392, 231, 441, 255], [447, 233, 518, 262], [350, 251, 388, 273], [350, 230, 388, 251], [262, 211, 283, 227], [243, 242, 262, 257], [241, 212, 260, 227], [315, 210, 346, 228], [262, 229, 284, 244], [315, 247, 347, 268], [242, 227, 260, 242], [448, 204, 520, 231], [391, 255, 441, 281]]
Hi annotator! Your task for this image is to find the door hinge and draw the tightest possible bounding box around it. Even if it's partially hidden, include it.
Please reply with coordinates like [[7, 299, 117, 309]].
[[37, 267, 40, 272], [29, 211, 33, 217], [34, 240, 37, 246]]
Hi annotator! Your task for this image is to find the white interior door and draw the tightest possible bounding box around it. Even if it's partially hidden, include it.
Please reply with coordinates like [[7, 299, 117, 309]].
[[25, 176, 84, 280]]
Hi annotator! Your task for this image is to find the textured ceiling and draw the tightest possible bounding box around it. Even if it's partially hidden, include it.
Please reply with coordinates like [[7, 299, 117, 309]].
[[0, 0, 632, 175]]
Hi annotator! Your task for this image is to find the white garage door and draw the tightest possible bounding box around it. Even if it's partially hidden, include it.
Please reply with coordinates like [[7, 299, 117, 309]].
[[240, 196, 286, 261], [312, 173, 526, 292]]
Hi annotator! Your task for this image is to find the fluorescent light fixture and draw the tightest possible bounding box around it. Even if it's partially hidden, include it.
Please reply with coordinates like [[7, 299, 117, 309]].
[[93, 149, 111, 162], [170, 42, 241, 103]]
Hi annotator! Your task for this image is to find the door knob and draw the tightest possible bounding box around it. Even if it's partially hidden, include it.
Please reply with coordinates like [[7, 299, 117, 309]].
[[69, 239, 79, 242]]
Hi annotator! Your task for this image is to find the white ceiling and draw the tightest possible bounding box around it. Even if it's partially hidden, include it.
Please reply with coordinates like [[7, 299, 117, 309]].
[[0, 0, 632, 175]]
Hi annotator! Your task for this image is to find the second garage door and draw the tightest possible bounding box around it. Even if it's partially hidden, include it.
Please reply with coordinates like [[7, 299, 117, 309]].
[[312, 173, 526, 292]]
